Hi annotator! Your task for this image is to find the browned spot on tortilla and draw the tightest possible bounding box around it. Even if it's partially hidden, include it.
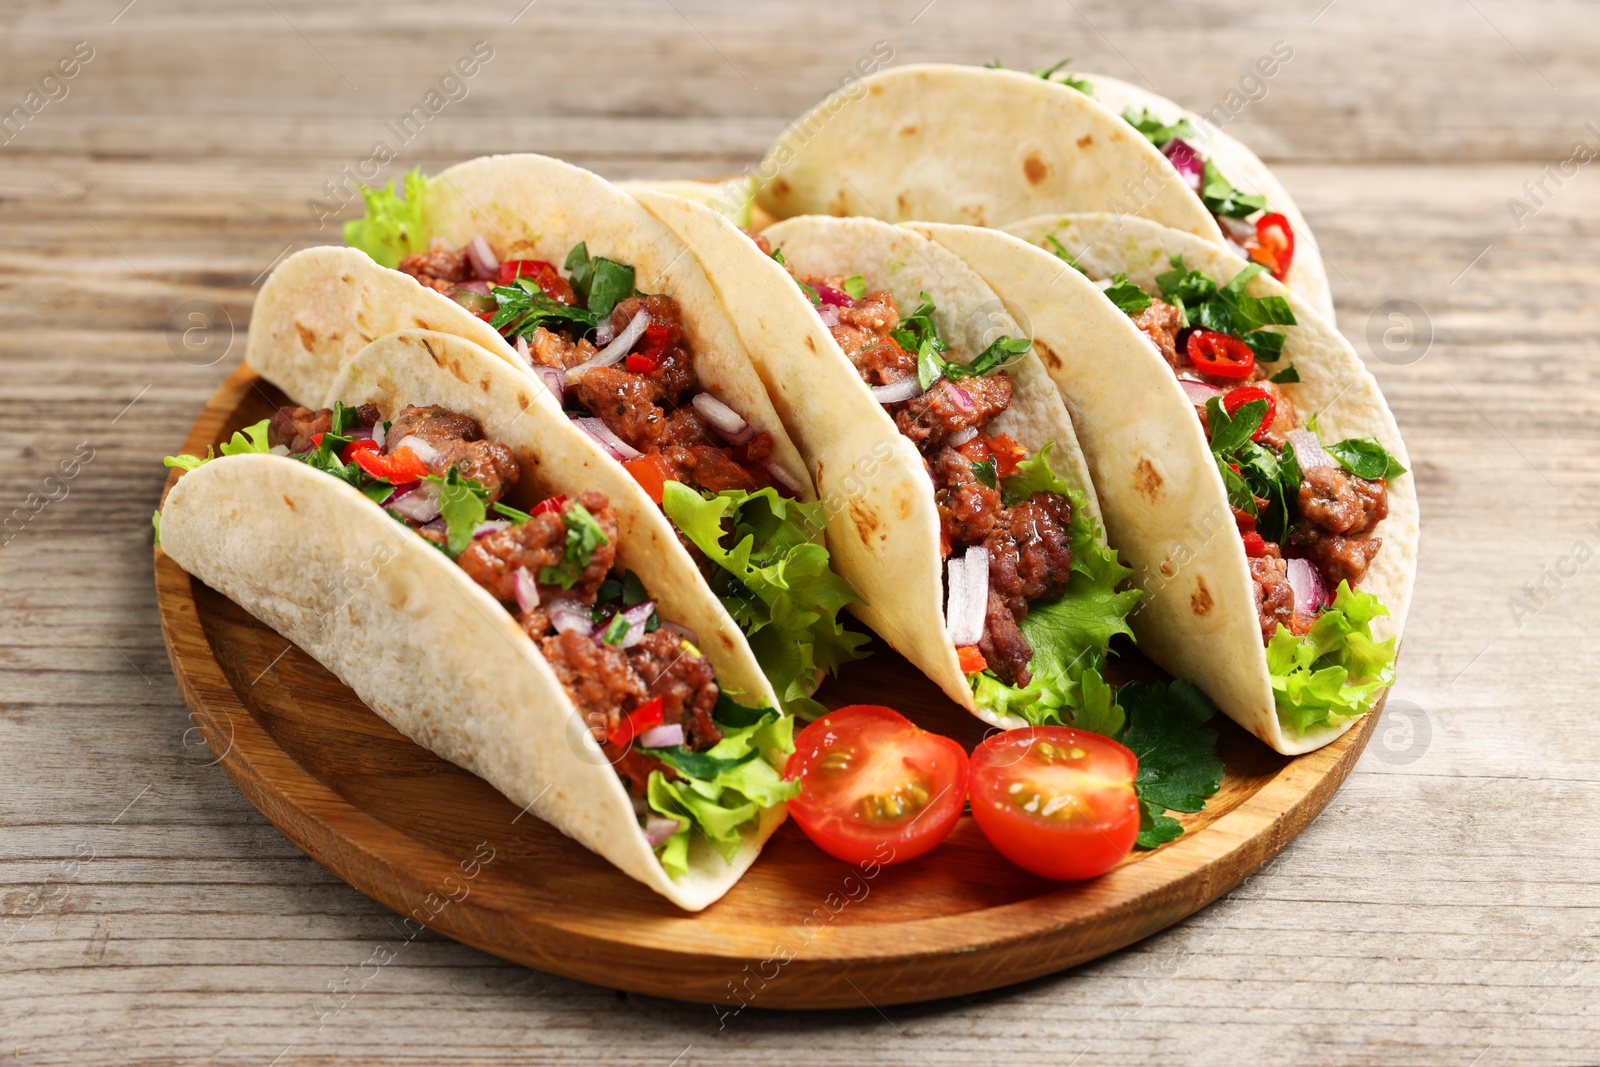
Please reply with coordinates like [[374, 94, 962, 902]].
[[849, 499, 879, 543], [1158, 559, 1177, 579], [1023, 152, 1050, 185], [814, 460, 825, 488], [1190, 577, 1213, 616], [480, 374, 491, 392], [1133, 457, 1164, 501], [870, 84, 884, 96], [899, 124, 917, 136], [412, 316, 430, 329], [1110, 128, 1124, 142], [1034, 339, 1062, 370], [829, 188, 850, 216], [282, 495, 296, 511], [340, 273, 353, 284], [896, 489, 912, 520], [804, 335, 816, 353], [1076, 134, 1093, 148], [896, 192, 908, 213], [421, 337, 443, 366], [772, 177, 790, 197], [959, 203, 987, 226], [294, 322, 316, 352], [517, 391, 530, 409]]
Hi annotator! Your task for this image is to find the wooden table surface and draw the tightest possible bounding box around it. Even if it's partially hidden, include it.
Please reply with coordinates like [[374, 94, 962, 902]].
[[3, 1, 1597, 1063]]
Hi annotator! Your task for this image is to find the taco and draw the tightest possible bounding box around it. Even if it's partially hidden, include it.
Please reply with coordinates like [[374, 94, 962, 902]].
[[980, 213, 1414, 754], [752, 63, 1333, 323], [636, 195, 1141, 731], [156, 330, 796, 909], [248, 154, 866, 717]]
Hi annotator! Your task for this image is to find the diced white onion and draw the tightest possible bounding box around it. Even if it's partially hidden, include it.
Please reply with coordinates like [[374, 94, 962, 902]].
[[1094, 277, 1115, 292], [535, 366, 566, 398], [269, 444, 290, 456], [467, 234, 499, 280], [947, 427, 979, 448], [1286, 557, 1329, 613], [945, 545, 990, 648], [371, 421, 386, 449], [393, 434, 442, 466], [691, 392, 749, 437], [870, 377, 924, 404], [661, 620, 699, 646], [1287, 429, 1333, 470], [580, 308, 651, 370], [613, 600, 657, 650], [1217, 215, 1257, 242], [638, 723, 685, 749], [763, 462, 804, 496], [514, 334, 533, 369], [817, 303, 841, 327], [945, 381, 976, 414], [571, 416, 642, 461], [1178, 379, 1225, 406], [513, 567, 540, 614]]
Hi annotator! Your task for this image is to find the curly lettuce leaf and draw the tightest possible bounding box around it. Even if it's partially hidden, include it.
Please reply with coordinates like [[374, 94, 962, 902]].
[[662, 484, 868, 717], [646, 693, 799, 877], [970, 446, 1141, 727], [344, 167, 428, 268], [1269, 581, 1397, 735], [162, 418, 274, 471]]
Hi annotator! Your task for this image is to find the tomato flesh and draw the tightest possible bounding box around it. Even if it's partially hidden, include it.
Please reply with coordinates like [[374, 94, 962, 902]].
[[622, 453, 676, 504], [968, 727, 1139, 881], [784, 705, 968, 866]]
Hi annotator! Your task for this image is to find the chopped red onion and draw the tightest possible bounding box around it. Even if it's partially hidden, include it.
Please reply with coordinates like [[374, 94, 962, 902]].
[[269, 444, 290, 456], [763, 462, 804, 496], [643, 814, 682, 847], [513, 567, 540, 614], [815, 283, 854, 308], [817, 303, 841, 328], [393, 434, 442, 466], [548, 599, 594, 636], [467, 235, 499, 280], [473, 519, 511, 539], [661, 620, 700, 646], [614, 600, 657, 650], [535, 366, 566, 398], [1178, 379, 1225, 407], [371, 421, 386, 450], [458, 280, 492, 296], [345, 425, 374, 442], [1217, 214, 1257, 243], [947, 426, 979, 447], [572, 416, 642, 461], [389, 481, 442, 523], [1164, 138, 1205, 193], [945, 545, 990, 648], [419, 516, 449, 537], [638, 723, 685, 749], [592, 321, 616, 347], [871, 377, 925, 404], [691, 392, 750, 440], [580, 308, 651, 370], [945, 381, 976, 414], [1287, 429, 1333, 471], [1286, 557, 1330, 613]]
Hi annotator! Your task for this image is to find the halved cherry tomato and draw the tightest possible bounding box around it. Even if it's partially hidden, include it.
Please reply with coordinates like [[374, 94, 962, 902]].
[[969, 727, 1139, 881], [784, 705, 968, 867], [1185, 329, 1255, 380], [622, 453, 676, 505], [1249, 212, 1295, 282], [606, 697, 664, 750], [351, 444, 428, 484], [497, 259, 576, 305], [624, 323, 674, 374], [1241, 532, 1268, 557], [985, 433, 1027, 478], [956, 645, 988, 673], [340, 437, 380, 463], [1222, 385, 1276, 443], [531, 494, 567, 517]]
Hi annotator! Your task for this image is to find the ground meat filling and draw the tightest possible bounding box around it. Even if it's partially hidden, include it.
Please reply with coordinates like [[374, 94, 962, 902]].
[[805, 275, 1077, 683], [268, 402, 726, 794], [397, 247, 473, 294], [1131, 298, 1184, 368]]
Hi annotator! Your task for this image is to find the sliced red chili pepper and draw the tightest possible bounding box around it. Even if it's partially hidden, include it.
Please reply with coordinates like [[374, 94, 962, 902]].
[[625, 323, 673, 374], [531, 494, 567, 516], [340, 437, 380, 464], [956, 646, 988, 673], [1186, 329, 1255, 380], [1249, 212, 1295, 282], [310, 432, 325, 449], [606, 696, 665, 750], [1241, 532, 1268, 557], [1222, 385, 1276, 443], [352, 444, 428, 484]]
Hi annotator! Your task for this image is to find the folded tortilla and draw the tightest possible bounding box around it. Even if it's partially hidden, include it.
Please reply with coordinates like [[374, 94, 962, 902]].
[[966, 214, 1415, 754], [159, 331, 786, 909]]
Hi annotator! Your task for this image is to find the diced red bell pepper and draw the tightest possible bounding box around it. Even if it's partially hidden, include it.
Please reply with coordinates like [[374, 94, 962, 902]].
[[625, 323, 673, 374], [606, 696, 664, 750], [531, 494, 567, 517], [956, 646, 988, 673], [352, 444, 429, 484], [340, 437, 380, 464], [1241, 532, 1268, 557]]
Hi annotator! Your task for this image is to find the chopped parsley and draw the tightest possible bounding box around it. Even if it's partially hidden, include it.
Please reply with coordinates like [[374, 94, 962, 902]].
[[1269, 363, 1301, 384], [490, 242, 637, 340], [1120, 107, 1198, 149], [1116, 680, 1225, 847], [1044, 234, 1083, 272], [1200, 158, 1269, 220], [895, 292, 1031, 389], [1102, 273, 1152, 316], [1156, 256, 1296, 363], [423, 468, 488, 559], [986, 57, 1093, 94], [600, 611, 630, 646], [539, 501, 609, 589], [841, 274, 867, 300], [1326, 437, 1407, 481], [971, 456, 998, 489]]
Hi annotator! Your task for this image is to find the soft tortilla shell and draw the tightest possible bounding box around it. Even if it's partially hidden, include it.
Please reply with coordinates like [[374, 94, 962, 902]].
[[999, 214, 1418, 754]]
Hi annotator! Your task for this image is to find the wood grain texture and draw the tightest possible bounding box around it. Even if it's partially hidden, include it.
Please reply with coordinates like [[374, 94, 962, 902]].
[[2, 0, 1598, 1063]]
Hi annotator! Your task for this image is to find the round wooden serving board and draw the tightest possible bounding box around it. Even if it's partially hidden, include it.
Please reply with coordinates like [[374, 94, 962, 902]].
[[155, 364, 1380, 1010]]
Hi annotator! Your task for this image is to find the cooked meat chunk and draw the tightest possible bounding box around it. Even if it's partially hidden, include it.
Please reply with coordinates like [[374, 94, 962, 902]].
[[571, 365, 665, 450], [398, 248, 473, 292], [978, 587, 1033, 687], [354, 403, 381, 428], [661, 406, 712, 448], [612, 293, 682, 338], [1299, 466, 1388, 536], [836, 288, 899, 333], [1131, 297, 1183, 368], [995, 493, 1074, 604], [934, 446, 1002, 545], [540, 629, 647, 743], [1248, 552, 1306, 643], [385, 404, 520, 503], [892, 374, 1013, 450], [530, 325, 597, 371], [735, 431, 774, 464], [661, 444, 760, 493], [643, 345, 698, 406], [822, 286, 902, 366], [1287, 527, 1383, 589], [626, 628, 722, 749], [268, 405, 331, 454], [456, 512, 567, 602]]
